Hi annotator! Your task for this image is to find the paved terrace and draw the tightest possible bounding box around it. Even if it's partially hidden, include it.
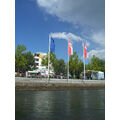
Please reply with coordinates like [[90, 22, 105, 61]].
[[15, 77, 105, 83]]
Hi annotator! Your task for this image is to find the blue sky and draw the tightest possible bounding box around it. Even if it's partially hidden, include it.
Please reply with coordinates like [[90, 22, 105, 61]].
[[15, 0, 105, 63]]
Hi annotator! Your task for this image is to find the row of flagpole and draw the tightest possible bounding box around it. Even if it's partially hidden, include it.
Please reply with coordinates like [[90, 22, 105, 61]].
[[48, 34, 87, 82]]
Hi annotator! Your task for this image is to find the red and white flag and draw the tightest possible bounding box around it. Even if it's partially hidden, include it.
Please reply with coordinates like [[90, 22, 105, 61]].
[[68, 40, 73, 55], [83, 43, 87, 58]]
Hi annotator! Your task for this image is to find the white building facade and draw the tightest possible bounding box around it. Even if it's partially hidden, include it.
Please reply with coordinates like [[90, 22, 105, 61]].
[[33, 52, 48, 73], [28, 52, 54, 76], [27, 52, 54, 77], [34, 52, 47, 69]]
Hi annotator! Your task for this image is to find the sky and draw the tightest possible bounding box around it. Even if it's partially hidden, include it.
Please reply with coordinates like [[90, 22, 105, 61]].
[[15, 0, 105, 63]]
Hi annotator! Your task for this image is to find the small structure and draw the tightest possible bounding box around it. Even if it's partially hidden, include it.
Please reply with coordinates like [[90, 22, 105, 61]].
[[27, 70, 41, 78], [80, 70, 104, 80], [91, 71, 104, 80]]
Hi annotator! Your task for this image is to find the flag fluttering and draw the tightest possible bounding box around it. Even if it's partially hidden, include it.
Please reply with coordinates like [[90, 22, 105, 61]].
[[50, 37, 55, 53], [68, 40, 73, 55], [83, 43, 87, 58]]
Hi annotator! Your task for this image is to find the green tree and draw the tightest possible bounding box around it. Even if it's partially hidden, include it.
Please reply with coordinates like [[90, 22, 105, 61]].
[[86, 62, 93, 70], [69, 52, 79, 78], [54, 59, 66, 75], [76, 60, 84, 78], [41, 53, 67, 76], [41, 52, 56, 69], [69, 52, 84, 79], [15, 45, 36, 73], [86, 55, 105, 73], [23, 51, 36, 71], [15, 45, 27, 72]]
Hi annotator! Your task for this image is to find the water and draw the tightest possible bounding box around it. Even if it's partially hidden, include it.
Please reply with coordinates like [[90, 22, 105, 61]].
[[16, 90, 105, 120]]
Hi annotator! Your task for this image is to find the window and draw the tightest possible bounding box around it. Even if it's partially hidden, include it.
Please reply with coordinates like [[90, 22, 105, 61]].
[[35, 58, 39, 61], [36, 63, 39, 66]]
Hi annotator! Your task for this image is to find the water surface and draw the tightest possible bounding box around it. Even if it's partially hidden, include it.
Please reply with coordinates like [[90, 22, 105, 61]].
[[16, 90, 105, 120]]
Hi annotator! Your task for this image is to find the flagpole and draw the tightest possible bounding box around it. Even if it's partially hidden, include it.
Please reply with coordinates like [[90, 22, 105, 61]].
[[67, 40, 69, 83], [67, 53, 69, 83], [84, 40, 87, 80], [83, 42, 85, 80], [48, 34, 51, 82], [84, 57, 85, 80]]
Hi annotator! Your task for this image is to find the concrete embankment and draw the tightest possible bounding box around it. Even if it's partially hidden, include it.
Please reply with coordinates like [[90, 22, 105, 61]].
[[15, 78, 105, 91]]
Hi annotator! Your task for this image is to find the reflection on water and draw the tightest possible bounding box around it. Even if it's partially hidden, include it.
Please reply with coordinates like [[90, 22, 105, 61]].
[[16, 90, 105, 120]]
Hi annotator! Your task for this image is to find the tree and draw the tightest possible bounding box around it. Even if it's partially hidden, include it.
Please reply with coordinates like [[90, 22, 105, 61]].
[[41, 53, 67, 76], [41, 52, 57, 69], [86, 62, 93, 70], [86, 55, 105, 72], [15, 45, 36, 73], [15, 45, 27, 72], [69, 52, 79, 78], [54, 59, 66, 75], [76, 60, 84, 78], [23, 51, 36, 71]]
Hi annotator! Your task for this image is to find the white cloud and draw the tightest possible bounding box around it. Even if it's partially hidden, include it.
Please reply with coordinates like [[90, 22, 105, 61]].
[[36, 0, 105, 58], [87, 49, 105, 59], [51, 32, 90, 46], [51, 32, 82, 41], [91, 29, 105, 47], [36, 0, 105, 29]]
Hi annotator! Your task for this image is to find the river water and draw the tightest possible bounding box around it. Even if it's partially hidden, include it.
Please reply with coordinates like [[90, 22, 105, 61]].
[[16, 90, 105, 120]]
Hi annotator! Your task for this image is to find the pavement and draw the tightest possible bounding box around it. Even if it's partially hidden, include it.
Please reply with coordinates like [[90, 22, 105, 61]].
[[15, 77, 105, 84]]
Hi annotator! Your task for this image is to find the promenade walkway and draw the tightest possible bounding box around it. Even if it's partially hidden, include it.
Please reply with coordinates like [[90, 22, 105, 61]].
[[15, 77, 105, 84]]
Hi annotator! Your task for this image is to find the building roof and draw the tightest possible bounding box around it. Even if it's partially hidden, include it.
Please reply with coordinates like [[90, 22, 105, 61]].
[[81, 70, 104, 74], [33, 52, 47, 55]]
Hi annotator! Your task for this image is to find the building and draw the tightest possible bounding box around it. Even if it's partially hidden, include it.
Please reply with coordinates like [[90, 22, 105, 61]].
[[33, 52, 47, 70], [27, 52, 54, 78], [80, 70, 104, 80]]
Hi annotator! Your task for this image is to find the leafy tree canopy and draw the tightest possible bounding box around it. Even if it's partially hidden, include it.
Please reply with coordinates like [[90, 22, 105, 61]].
[[23, 51, 36, 71], [86, 55, 105, 73], [69, 52, 84, 78], [41, 52, 56, 68], [54, 59, 66, 75], [15, 45, 36, 73], [15, 45, 105, 79], [41, 52, 66, 75]]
